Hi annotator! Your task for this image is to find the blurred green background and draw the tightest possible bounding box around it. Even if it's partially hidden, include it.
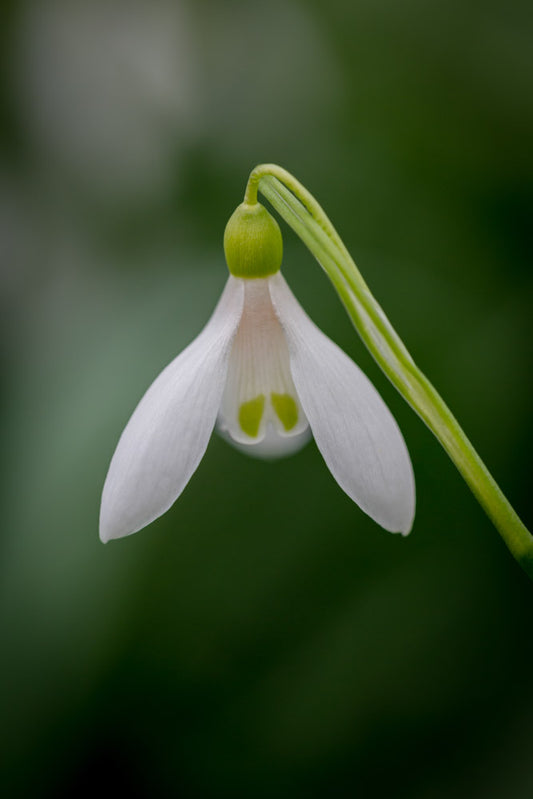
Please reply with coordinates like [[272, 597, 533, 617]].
[[1, 1, 532, 796]]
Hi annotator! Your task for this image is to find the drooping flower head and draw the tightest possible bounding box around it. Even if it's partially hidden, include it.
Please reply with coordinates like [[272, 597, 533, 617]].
[[100, 198, 415, 542]]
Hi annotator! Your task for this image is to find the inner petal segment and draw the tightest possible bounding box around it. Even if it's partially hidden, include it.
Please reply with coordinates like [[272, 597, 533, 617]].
[[218, 278, 309, 456]]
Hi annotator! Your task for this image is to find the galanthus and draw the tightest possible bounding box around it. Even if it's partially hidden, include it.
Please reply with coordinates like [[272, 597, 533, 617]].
[[100, 199, 415, 543]]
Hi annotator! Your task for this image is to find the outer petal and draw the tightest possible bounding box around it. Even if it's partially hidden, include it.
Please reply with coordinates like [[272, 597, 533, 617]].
[[100, 277, 244, 542], [269, 273, 415, 534]]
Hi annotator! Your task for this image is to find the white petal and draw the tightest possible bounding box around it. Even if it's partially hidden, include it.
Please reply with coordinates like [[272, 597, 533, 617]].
[[99, 277, 244, 542], [218, 421, 312, 460], [270, 273, 415, 534], [217, 278, 309, 458]]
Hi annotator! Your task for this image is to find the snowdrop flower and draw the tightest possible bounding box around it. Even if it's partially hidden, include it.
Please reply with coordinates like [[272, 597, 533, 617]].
[[100, 202, 415, 542]]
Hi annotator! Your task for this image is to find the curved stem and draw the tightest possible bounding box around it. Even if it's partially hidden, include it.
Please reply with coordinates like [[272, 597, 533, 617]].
[[247, 164, 533, 580]]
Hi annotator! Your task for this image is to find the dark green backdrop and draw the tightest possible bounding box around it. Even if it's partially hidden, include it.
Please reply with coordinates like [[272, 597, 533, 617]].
[[1, 1, 532, 796]]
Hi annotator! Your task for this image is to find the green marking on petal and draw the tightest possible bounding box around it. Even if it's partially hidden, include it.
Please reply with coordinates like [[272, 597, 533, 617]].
[[271, 393, 298, 431], [239, 395, 265, 438]]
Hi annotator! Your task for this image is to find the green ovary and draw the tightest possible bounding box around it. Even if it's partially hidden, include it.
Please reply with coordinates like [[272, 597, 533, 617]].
[[271, 393, 298, 431], [239, 395, 265, 437]]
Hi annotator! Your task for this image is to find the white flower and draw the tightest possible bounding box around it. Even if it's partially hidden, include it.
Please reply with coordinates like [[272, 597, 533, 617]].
[[100, 202, 415, 542], [100, 271, 415, 542]]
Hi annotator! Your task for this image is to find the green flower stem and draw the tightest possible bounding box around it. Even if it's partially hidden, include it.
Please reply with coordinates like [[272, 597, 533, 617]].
[[244, 164, 533, 579]]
